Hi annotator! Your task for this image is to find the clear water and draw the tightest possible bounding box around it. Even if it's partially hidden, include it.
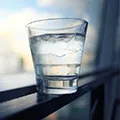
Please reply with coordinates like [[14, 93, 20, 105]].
[[30, 33, 85, 94]]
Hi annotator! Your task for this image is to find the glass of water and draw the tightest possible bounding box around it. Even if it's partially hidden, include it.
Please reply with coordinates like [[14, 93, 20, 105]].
[[27, 18, 88, 94]]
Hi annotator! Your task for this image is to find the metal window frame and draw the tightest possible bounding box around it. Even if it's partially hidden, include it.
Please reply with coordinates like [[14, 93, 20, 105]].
[[93, 0, 119, 119]]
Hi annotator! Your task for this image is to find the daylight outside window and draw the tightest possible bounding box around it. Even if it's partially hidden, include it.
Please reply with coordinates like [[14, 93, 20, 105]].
[[0, 0, 106, 120]]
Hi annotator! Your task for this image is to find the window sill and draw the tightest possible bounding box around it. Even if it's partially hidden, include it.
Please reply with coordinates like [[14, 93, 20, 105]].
[[0, 66, 119, 120]]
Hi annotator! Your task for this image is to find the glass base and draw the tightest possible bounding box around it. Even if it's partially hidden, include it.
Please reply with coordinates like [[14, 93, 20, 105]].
[[36, 78, 78, 95], [43, 88, 77, 94]]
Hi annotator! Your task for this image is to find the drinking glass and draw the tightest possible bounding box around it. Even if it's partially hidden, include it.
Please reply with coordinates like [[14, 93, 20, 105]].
[[27, 18, 88, 94]]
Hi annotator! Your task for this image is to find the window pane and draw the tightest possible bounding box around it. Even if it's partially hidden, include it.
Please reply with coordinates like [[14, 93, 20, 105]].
[[0, 0, 104, 120]]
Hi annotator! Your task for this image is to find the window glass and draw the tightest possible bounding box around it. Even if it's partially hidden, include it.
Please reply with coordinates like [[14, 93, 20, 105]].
[[0, 0, 103, 120], [0, 0, 103, 87]]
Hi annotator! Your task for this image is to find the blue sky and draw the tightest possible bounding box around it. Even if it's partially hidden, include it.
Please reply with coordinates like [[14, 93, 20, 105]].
[[0, 0, 89, 19], [0, 0, 35, 11], [0, 0, 103, 25]]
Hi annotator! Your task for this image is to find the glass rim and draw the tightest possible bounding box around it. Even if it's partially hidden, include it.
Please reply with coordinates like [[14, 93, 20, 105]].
[[26, 17, 88, 30]]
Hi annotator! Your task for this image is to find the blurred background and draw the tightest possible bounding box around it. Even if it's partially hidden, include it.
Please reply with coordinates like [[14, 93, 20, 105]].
[[0, 0, 119, 120]]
